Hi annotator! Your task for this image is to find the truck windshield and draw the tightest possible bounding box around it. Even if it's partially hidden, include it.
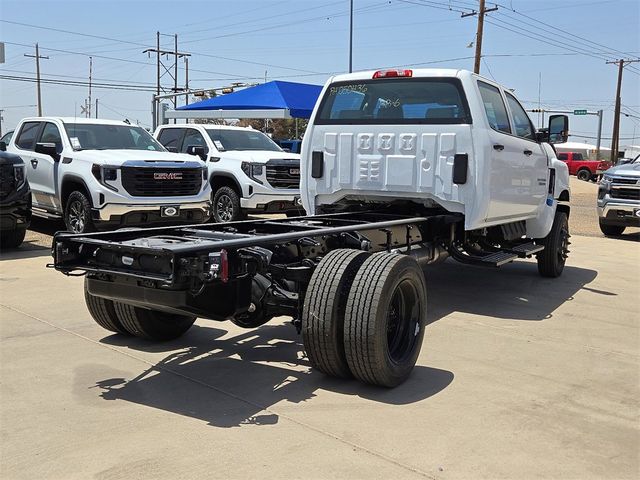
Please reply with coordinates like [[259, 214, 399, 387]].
[[63, 123, 165, 151], [315, 78, 471, 125], [206, 129, 282, 152]]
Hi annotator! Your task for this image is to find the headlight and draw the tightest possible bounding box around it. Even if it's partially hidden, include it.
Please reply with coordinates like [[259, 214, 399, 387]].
[[91, 164, 119, 192], [241, 162, 264, 184], [600, 175, 613, 189], [13, 163, 26, 188]]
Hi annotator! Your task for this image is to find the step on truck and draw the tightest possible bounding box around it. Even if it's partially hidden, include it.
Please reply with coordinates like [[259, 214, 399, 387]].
[[52, 69, 571, 388]]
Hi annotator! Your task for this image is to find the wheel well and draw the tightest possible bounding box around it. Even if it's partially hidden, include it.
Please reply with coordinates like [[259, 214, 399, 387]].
[[577, 167, 592, 174], [558, 189, 570, 202], [210, 174, 241, 195], [61, 178, 91, 209]]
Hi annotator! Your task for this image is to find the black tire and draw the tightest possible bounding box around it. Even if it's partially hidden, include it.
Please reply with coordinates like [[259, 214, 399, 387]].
[[576, 168, 591, 181], [114, 303, 196, 341], [344, 253, 427, 388], [302, 249, 370, 378], [212, 186, 243, 223], [64, 190, 95, 233], [599, 219, 625, 237], [0, 227, 26, 249], [537, 211, 570, 278], [84, 278, 129, 334]]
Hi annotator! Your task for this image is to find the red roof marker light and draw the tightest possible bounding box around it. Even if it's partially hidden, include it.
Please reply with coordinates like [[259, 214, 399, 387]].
[[372, 69, 413, 79]]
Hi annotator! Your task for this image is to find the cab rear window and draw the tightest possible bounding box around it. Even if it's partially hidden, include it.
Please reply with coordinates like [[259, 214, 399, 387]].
[[315, 78, 471, 125]]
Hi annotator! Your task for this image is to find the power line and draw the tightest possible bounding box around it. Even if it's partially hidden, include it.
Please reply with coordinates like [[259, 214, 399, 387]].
[[492, 3, 637, 60], [0, 74, 157, 92]]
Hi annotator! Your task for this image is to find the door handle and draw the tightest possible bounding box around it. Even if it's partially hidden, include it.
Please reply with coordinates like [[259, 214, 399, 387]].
[[31, 159, 38, 167], [493, 144, 504, 151], [523, 149, 533, 156]]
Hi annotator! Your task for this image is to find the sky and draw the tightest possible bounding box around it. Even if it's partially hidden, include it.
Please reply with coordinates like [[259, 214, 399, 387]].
[[1, 0, 639, 149]]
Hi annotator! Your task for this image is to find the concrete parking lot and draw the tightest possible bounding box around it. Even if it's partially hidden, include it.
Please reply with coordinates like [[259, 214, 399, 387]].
[[1, 226, 639, 479]]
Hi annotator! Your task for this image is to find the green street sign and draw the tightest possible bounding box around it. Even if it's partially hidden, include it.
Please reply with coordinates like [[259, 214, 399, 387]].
[[573, 109, 587, 115]]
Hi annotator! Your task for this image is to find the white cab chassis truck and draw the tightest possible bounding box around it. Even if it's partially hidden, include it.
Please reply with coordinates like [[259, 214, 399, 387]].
[[52, 69, 571, 388]]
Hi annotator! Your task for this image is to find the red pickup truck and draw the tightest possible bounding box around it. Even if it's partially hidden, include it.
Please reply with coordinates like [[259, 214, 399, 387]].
[[557, 152, 611, 181]]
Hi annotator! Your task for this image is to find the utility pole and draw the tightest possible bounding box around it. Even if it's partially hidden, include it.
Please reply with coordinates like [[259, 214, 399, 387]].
[[606, 58, 640, 164], [24, 43, 49, 116], [462, 0, 498, 74], [143, 32, 190, 129], [348, 0, 354, 73], [596, 109, 603, 159], [184, 57, 189, 107], [0, 109, 4, 137], [87, 56, 93, 118], [95, 98, 99, 119]]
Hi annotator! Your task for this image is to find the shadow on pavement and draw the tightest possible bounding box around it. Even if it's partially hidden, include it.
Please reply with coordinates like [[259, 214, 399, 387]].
[[426, 260, 600, 323], [95, 324, 454, 428], [91, 258, 600, 428], [0, 241, 51, 260]]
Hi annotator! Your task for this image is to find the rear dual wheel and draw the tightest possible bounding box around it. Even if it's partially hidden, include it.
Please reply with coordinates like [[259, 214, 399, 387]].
[[303, 250, 427, 387], [84, 279, 195, 340]]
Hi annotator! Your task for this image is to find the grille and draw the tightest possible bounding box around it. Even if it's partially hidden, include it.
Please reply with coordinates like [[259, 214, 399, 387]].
[[610, 187, 640, 200], [610, 176, 638, 185], [121, 167, 202, 197], [265, 159, 300, 189], [0, 164, 16, 200]]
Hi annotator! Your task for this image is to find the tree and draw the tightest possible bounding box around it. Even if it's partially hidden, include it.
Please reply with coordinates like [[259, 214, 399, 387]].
[[237, 118, 308, 139]]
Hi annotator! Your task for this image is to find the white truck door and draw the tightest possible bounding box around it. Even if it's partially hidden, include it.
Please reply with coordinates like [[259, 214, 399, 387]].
[[477, 81, 542, 222], [30, 122, 63, 211], [504, 92, 548, 216]]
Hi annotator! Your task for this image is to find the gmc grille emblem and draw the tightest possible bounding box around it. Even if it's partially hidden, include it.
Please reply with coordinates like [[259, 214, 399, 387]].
[[154, 172, 182, 180]]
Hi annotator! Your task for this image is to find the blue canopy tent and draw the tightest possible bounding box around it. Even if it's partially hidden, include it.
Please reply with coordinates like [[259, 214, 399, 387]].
[[167, 80, 323, 120]]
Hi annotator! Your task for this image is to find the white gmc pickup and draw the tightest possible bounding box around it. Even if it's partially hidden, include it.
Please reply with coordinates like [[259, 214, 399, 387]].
[[7, 117, 211, 233]]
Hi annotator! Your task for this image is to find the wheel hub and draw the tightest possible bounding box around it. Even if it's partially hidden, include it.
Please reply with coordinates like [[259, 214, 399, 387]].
[[68, 200, 85, 233], [217, 194, 234, 222]]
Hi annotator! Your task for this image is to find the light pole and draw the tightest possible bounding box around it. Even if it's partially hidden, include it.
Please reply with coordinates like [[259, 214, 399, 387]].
[[349, 0, 353, 73]]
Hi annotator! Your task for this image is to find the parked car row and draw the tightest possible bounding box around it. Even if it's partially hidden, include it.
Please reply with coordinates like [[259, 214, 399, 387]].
[[0, 118, 303, 247]]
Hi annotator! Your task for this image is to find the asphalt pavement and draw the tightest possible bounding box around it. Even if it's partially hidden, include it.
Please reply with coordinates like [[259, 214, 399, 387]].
[[1, 231, 639, 479]]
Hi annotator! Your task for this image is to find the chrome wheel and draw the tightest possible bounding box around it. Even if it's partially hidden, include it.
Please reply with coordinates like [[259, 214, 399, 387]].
[[68, 200, 86, 233], [216, 194, 234, 222]]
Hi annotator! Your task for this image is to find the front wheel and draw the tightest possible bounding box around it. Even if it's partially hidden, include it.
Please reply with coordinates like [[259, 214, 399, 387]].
[[344, 253, 427, 387], [64, 191, 95, 233], [212, 186, 244, 223], [536, 211, 570, 278], [599, 219, 625, 237]]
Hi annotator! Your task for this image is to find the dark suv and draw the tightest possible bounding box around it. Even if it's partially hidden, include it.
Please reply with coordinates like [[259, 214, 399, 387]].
[[0, 146, 31, 248]]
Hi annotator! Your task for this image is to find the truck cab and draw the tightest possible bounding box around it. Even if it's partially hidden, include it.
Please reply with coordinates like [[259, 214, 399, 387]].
[[154, 124, 303, 222], [302, 68, 570, 238]]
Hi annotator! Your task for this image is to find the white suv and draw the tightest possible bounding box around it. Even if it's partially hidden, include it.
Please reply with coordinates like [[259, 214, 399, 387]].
[[7, 117, 211, 233], [154, 124, 302, 222]]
